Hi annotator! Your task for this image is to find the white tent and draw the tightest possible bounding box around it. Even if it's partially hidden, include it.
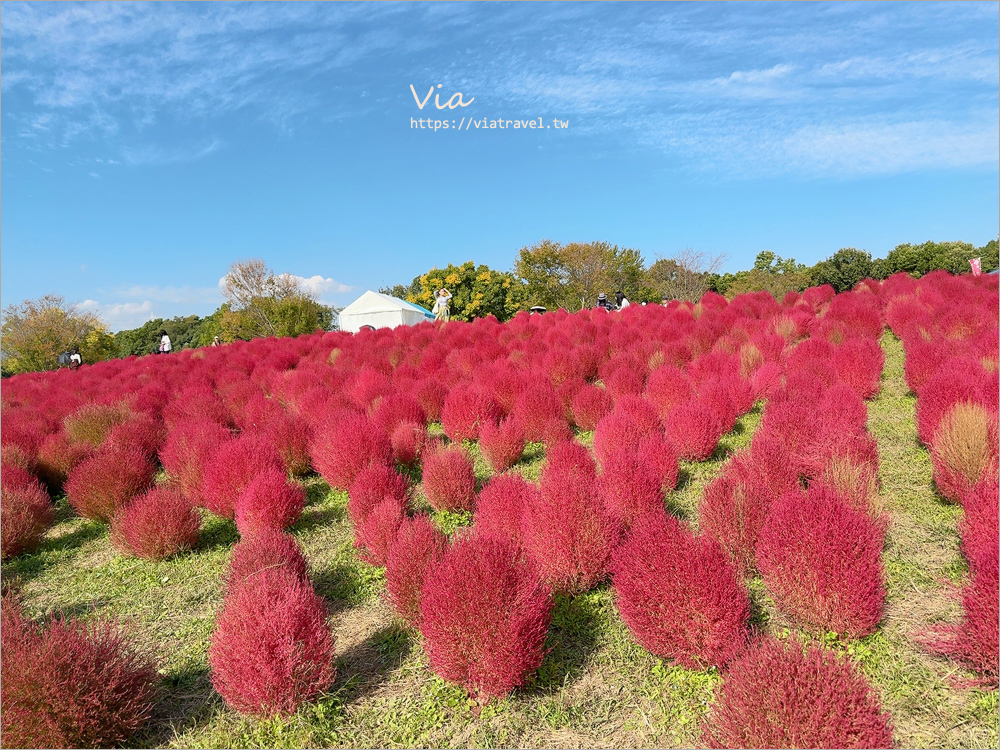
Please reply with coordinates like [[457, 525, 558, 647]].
[[337, 290, 435, 333]]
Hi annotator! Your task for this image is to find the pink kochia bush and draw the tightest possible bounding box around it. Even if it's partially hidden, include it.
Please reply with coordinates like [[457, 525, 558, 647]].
[[478, 417, 526, 473], [597, 451, 664, 529], [384, 514, 448, 627], [440, 386, 502, 442], [611, 510, 750, 670], [0, 602, 159, 749], [474, 473, 541, 549], [209, 567, 336, 717], [111, 487, 201, 560], [1, 465, 54, 560], [701, 636, 893, 749], [663, 400, 724, 461], [158, 419, 233, 502], [347, 463, 411, 527], [757, 487, 886, 638], [65, 445, 156, 523], [309, 410, 392, 490], [234, 469, 306, 537], [421, 445, 476, 513], [354, 498, 406, 567], [419, 535, 553, 700], [521, 441, 620, 595], [201, 435, 285, 519], [225, 531, 309, 594]]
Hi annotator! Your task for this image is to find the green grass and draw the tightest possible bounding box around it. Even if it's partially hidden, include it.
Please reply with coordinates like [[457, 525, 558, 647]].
[[3, 344, 997, 748]]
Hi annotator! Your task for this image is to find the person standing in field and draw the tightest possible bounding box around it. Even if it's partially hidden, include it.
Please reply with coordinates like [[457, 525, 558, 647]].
[[69, 347, 82, 370], [212, 336, 221, 347], [432, 288, 453, 322], [158, 330, 172, 354], [615, 290, 630, 309]]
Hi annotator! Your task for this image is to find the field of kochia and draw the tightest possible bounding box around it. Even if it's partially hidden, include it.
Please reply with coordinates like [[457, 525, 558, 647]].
[[1, 270, 997, 749]]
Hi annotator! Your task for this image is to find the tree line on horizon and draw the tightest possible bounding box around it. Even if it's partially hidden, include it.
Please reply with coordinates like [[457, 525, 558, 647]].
[[2, 238, 997, 376]]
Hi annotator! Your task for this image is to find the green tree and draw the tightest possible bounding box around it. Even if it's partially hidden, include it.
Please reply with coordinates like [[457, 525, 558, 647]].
[[874, 240, 990, 278], [394, 262, 523, 322], [811, 247, 874, 292], [644, 249, 727, 302], [514, 240, 646, 311], [219, 259, 334, 341], [1, 295, 114, 375]]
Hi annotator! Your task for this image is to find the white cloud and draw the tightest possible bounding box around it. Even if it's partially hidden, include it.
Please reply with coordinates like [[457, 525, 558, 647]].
[[79, 299, 156, 330], [284, 274, 354, 298]]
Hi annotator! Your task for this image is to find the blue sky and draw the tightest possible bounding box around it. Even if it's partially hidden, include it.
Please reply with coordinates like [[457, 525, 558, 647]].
[[2, 1, 998, 331]]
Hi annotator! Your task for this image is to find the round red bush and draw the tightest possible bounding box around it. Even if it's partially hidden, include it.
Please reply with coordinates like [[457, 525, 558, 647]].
[[385, 514, 447, 627], [645, 365, 693, 422], [65, 445, 156, 523], [1, 612, 158, 749], [701, 636, 893, 749], [512, 385, 563, 443], [598, 451, 664, 529], [419, 535, 552, 699], [209, 567, 335, 717], [158, 419, 234, 502], [354, 497, 406, 567], [757, 487, 886, 638], [225, 531, 309, 594], [111, 487, 200, 560], [441, 386, 502, 442], [348, 463, 411, 527], [390, 421, 427, 467], [611, 510, 750, 669], [663, 400, 725, 461], [478, 417, 526, 473], [571, 384, 612, 431], [422, 445, 476, 513], [201, 434, 285, 519], [474, 473, 541, 548], [309, 410, 392, 490], [234, 469, 306, 537], [1, 465, 54, 560], [593, 396, 661, 467]]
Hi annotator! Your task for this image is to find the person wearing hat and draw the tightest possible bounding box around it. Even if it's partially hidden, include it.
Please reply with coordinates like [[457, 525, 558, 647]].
[[597, 292, 611, 310]]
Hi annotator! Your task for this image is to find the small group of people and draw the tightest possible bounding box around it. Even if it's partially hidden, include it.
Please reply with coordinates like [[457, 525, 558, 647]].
[[596, 290, 631, 311], [57, 348, 83, 370], [432, 287, 453, 322]]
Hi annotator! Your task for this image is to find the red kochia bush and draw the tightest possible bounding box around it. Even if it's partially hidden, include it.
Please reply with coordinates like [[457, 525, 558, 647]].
[[159, 419, 233, 501], [441, 386, 502, 442], [474, 473, 541, 548], [757, 487, 886, 638], [354, 498, 405, 567], [699, 441, 801, 578], [478, 417, 525, 473], [310, 411, 392, 490], [598, 451, 664, 529], [111, 487, 200, 560], [611, 511, 750, 670], [419, 535, 552, 699], [960, 479, 1000, 574], [663, 400, 725, 461], [571, 384, 612, 431], [234, 469, 306, 537], [209, 567, 335, 717], [593, 396, 661, 467], [347, 463, 411, 527], [521, 441, 619, 594], [701, 636, 894, 749], [421, 445, 476, 513], [201, 435, 285, 519], [1, 465, 54, 560], [65, 445, 156, 523], [385, 514, 447, 627], [225, 531, 309, 594], [512, 386, 564, 442], [0, 612, 158, 749], [390, 421, 427, 467]]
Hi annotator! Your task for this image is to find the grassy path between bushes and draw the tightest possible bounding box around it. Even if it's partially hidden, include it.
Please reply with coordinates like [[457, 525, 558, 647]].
[[861, 332, 998, 749], [3, 408, 761, 749], [3, 336, 997, 748]]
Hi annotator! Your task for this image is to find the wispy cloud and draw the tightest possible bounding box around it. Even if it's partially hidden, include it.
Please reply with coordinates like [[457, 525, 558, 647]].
[[79, 299, 156, 330]]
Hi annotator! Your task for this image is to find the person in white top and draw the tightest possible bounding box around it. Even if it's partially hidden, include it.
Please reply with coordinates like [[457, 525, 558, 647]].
[[69, 348, 82, 369], [158, 330, 172, 353], [432, 288, 453, 322]]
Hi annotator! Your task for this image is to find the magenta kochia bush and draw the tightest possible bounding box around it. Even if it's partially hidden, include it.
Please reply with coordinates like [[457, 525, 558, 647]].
[[478, 417, 525, 473], [701, 636, 894, 749], [663, 400, 725, 461], [385, 514, 447, 627], [65, 445, 156, 523], [699, 440, 800, 578], [521, 441, 620, 594], [0, 610, 159, 749], [201, 434, 285, 519], [571, 384, 612, 431], [474, 473, 541, 549], [111, 487, 201, 560], [209, 567, 336, 717], [354, 498, 405, 567], [1, 465, 54, 560], [309, 410, 392, 490], [597, 451, 664, 529], [234, 468, 306, 537], [419, 535, 552, 700], [592, 396, 661, 467], [611, 510, 750, 670], [757, 487, 886, 638], [347, 463, 411, 527], [421, 444, 476, 513], [159, 419, 233, 501], [225, 531, 309, 594], [440, 386, 502, 442]]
